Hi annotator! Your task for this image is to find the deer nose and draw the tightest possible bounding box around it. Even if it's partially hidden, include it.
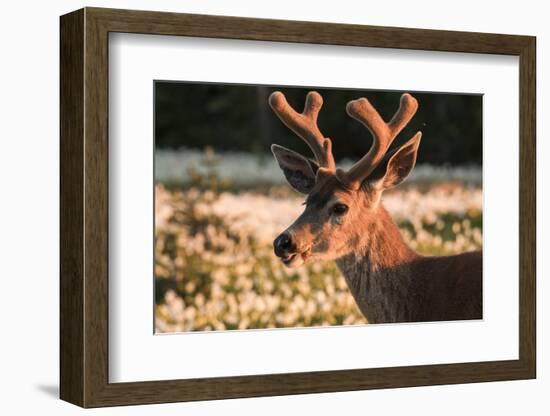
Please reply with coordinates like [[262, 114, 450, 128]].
[[274, 232, 294, 256]]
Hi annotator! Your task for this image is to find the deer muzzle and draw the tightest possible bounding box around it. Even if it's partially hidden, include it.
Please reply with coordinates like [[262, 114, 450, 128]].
[[273, 231, 312, 267]]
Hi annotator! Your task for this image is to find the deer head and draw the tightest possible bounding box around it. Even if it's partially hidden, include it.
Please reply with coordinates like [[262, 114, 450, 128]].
[[271, 91, 422, 267]]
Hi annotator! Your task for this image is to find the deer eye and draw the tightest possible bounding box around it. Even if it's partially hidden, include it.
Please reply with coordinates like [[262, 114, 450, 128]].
[[331, 203, 349, 215]]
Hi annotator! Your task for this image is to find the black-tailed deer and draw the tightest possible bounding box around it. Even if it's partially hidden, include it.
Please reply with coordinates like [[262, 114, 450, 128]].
[[270, 91, 482, 324]]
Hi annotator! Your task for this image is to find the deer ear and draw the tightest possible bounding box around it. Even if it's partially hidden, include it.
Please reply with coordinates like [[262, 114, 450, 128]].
[[372, 132, 422, 190], [271, 144, 319, 194]]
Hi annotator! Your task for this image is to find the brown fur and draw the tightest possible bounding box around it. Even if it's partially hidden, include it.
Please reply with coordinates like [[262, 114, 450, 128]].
[[336, 207, 482, 323], [281, 176, 482, 324], [270, 91, 482, 324]]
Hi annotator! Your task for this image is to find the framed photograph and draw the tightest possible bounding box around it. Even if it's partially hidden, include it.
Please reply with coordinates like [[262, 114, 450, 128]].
[[60, 7, 536, 408]]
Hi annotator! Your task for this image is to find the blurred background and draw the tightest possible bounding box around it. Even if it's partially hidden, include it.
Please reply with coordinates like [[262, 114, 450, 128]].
[[154, 82, 482, 333]]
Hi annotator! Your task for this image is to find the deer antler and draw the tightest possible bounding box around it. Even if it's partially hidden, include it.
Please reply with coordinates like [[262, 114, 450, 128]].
[[334, 93, 418, 190], [269, 91, 336, 171]]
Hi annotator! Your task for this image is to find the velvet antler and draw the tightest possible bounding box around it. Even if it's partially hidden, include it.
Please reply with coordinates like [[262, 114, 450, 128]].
[[269, 91, 336, 171], [335, 93, 419, 190]]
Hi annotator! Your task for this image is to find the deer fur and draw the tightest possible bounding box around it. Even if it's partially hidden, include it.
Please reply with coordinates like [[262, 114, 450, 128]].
[[270, 91, 482, 324], [336, 206, 482, 323]]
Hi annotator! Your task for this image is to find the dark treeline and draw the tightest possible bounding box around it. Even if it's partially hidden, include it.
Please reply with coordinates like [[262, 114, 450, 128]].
[[155, 82, 482, 166]]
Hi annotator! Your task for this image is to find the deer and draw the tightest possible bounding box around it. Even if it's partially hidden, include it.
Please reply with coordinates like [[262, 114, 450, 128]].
[[269, 91, 482, 324]]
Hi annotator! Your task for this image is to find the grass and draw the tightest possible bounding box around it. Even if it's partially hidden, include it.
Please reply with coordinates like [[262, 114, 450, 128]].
[[154, 182, 482, 333]]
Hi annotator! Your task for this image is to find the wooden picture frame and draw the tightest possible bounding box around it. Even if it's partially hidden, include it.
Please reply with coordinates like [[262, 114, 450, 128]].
[[60, 7, 536, 408]]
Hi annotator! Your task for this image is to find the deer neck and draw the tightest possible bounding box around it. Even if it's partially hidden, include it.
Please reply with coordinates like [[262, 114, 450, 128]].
[[335, 205, 419, 323]]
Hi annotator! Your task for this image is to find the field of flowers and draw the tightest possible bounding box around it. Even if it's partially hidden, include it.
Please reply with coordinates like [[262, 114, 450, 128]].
[[155, 150, 482, 333]]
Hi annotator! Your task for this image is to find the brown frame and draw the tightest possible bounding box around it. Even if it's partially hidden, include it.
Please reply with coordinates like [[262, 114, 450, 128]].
[[60, 7, 536, 408]]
